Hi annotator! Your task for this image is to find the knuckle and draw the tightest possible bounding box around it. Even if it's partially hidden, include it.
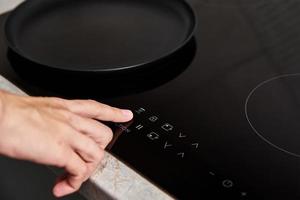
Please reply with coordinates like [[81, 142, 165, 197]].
[[59, 124, 74, 140], [98, 124, 113, 144], [97, 150, 105, 162], [102, 104, 113, 112], [104, 127, 113, 142], [76, 164, 89, 180], [51, 97, 67, 107], [90, 154, 101, 165], [82, 137, 94, 149], [70, 179, 83, 191], [70, 100, 85, 107], [54, 146, 68, 167], [52, 97, 65, 104], [111, 106, 120, 114], [62, 111, 75, 123], [96, 104, 109, 116], [87, 99, 98, 106], [83, 139, 99, 158]]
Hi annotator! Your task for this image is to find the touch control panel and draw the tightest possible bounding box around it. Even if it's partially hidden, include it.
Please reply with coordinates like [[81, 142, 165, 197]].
[[107, 107, 250, 199]]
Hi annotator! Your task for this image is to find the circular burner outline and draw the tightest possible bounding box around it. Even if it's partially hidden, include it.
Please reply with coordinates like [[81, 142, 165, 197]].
[[245, 73, 300, 158]]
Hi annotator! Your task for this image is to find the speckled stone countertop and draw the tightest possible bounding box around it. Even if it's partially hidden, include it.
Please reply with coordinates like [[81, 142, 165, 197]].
[[0, 1, 173, 199]]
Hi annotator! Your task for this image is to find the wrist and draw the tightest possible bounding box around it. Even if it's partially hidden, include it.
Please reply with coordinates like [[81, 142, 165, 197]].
[[0, 89, 6, 130], [0, 90, 13, 157], [0, 90, 5, 127], [0, 90, 6, 156]]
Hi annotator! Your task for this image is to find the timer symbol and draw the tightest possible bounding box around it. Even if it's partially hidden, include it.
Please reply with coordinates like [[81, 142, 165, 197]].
[[222, 179, 233, 188]]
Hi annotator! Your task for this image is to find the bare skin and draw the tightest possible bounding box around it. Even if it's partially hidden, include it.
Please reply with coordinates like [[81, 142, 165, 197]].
[[0, 90, 133, 197]]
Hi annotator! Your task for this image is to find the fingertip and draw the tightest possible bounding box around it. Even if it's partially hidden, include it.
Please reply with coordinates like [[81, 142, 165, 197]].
[[121, 109, 133, 121], [53, 180, 76, 198], [53, 183, 64, 198]]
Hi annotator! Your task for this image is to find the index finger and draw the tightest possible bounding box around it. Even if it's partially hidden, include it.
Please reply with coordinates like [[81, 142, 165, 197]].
[[63, 100, 133, 122]]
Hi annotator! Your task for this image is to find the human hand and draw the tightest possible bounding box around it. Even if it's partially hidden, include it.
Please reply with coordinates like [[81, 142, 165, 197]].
[[0, 90, 133, 197]]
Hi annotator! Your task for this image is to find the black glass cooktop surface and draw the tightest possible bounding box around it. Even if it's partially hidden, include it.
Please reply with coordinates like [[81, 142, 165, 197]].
[[2, 0, 300, 199]]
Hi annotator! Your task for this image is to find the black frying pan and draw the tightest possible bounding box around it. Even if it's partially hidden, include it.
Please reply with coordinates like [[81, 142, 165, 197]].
[[5, 0, 196, 74]]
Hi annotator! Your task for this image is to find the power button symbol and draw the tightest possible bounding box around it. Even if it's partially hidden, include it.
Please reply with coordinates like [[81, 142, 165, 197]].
[[222, 179, 233, 188]]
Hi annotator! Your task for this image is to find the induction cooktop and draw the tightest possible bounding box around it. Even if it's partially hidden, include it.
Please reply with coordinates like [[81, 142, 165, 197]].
[[1, 0, 300, 199]]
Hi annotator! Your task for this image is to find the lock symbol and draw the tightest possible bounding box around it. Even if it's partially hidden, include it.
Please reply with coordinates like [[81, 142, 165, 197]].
[[149, 116, 158, 122]]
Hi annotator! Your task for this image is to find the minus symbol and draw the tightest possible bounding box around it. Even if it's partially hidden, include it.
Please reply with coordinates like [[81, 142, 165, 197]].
[[209, 172, 215, 176]]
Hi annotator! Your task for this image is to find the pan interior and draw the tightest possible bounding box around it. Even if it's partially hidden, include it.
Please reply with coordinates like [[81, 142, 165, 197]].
[[8, 0, 194, 71]]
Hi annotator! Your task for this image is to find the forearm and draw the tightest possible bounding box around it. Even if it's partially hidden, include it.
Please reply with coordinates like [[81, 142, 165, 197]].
[[0, 90, 5, 130]]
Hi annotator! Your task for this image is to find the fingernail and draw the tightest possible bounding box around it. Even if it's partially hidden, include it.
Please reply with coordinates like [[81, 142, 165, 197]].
[[122, 109, 133, 119], [53, 187, 64, 197]]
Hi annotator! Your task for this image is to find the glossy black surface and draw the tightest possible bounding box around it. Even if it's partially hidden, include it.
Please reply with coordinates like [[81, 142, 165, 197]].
[[5, 0, 195, 72], [2, 0, 300, 199]]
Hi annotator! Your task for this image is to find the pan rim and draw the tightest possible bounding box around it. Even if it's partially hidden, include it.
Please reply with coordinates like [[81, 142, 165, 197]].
[[5, 0, 197, 73]]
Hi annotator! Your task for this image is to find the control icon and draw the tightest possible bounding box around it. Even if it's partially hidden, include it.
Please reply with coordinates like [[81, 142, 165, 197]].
[[149, 116, 158, 122], [241, 192, 247, 197], [177, 152, 185, 158], [124, 129, 131, 133], [222, 179, 234, 188], [135, 108, 146, 114], [135, 124, 144, 130], [178, 132, 187, 138], [191, 143, 199, 149], [209, 171, 215, 176], [164, 141, 173, 149], [161, 123, 174, 132], [147, 132, 160, 140]]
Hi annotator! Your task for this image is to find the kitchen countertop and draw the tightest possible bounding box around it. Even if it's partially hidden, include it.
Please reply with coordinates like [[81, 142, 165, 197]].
[[0, 1, 173, 200]]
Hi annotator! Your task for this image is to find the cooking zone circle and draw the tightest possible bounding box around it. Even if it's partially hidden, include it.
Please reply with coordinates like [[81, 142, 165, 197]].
[[245, 73, 300, 157]]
